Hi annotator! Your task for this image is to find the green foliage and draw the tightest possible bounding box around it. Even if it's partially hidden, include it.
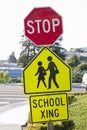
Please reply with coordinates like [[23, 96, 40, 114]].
[[0, 71, 4, 82], [72, 63, 87, 83], [18, 35, 66, 67], [74, 48, 84, 53], [18, 36, 40, 67], [3, 71, 10, 82], [50, 41, 66, 61], [79, 56, 87, 62], [62, 120, 75, 130], [76, 63, 87, 72], [68, 95, 76, 105], [40, 125, 47, 130], [27, 120, 75, 130], [66, 48, 87, 83], [18, 53, 29, 67], [0, 71, 10, 83], [0, 71, 22, 83], [69, 94, 87, 130], [8, 51, 17, 63], [68, 58, 87, 83], [67, 55, 81, 68], [9, 77, 22, 83], [53, 123, 63, 130], [72, 71, 83, 83]]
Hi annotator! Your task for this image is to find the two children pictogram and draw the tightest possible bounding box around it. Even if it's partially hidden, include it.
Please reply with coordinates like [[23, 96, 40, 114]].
[[35, 56, 59, 89]]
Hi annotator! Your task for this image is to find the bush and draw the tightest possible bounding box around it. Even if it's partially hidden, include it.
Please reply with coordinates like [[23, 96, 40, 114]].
[[53, 123, 63, 130], [62, 120, 75, 130], [9, 77, 22, 83], [27, 120, 75, 130], [68, 95, 76, 105], [72, 71, 83, 83], [0, 71, 10, 83], [40, 125, 47, 130]]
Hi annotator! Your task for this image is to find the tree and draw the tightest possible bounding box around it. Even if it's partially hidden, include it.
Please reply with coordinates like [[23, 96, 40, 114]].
[[18, 35, 40, 67], [72, 63, 87, 83], [8, 52, 17, 63], [50, 43, 66, 61], [75, 48, 84, 53], [49, 36, 66, 60], [18, 35, 66, 67], [76, 63, 87, 72], [79, 56, 87, 63], [67, 54, 81, 68], [72, 71, 83, 83]]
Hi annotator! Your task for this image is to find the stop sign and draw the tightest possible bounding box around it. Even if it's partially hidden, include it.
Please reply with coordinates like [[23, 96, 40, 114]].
[[24, 7, 63, 46]]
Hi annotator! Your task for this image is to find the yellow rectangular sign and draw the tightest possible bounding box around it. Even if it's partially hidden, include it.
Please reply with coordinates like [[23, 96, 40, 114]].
[[29, 93, 69, 123]]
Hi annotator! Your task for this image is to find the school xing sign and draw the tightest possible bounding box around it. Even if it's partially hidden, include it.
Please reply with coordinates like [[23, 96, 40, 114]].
[[29, 93, 69, 123], [23, 47, 71, 94]]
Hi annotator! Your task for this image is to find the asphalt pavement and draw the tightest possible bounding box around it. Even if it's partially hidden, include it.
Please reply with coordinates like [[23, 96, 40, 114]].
[[0, 83, 86, 109], [72, 83, 87, 92], [0, 83, 28, 108], [0, 83, 29, 130]]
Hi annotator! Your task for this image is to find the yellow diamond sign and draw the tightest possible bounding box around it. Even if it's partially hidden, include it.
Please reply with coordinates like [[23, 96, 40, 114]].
[[23, 47, 71, 94]]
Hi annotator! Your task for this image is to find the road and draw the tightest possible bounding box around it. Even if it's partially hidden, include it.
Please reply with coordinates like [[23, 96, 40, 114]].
[[72, 83, 87, 92], [0, 83, 28, 109], [0, 83, 29, 128], [0, 83, 87, 104], [0, 83, 87, 109]]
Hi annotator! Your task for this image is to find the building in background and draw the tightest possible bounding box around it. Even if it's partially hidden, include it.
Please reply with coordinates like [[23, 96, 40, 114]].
[[0, 61, 22, 78]]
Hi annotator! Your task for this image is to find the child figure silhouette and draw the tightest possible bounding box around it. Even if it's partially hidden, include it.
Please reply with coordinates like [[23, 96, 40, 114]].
[[35, 61, 47, 88]]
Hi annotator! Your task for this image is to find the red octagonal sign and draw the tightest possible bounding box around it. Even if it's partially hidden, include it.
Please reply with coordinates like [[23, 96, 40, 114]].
[[24, 7, 63, 46]]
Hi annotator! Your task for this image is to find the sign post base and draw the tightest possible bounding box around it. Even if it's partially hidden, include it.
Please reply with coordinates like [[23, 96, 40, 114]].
[[47, 122, 53, 130]]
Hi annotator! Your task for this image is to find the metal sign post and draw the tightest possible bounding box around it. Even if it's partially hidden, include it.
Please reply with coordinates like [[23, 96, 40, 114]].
[[47, 122, 53, 130]]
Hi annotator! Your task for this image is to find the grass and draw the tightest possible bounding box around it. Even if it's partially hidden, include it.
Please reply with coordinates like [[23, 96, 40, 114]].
[[69, 94, 87, 130]]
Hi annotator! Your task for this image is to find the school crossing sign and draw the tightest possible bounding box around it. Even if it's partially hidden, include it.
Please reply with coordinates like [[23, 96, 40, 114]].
[[23, 47, 71, 94], [30, 93, 69, 123]]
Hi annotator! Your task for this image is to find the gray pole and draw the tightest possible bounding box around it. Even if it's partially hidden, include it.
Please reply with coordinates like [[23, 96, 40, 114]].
[[47, 122, 53, 130]]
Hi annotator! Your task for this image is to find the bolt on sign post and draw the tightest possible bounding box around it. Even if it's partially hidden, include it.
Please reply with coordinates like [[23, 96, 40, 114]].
[[23, 47, 71, 94], [24, 7, 63, 46]]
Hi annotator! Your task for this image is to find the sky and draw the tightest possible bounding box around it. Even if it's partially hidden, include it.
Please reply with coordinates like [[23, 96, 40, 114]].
[[0, 0, 87, 60]]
